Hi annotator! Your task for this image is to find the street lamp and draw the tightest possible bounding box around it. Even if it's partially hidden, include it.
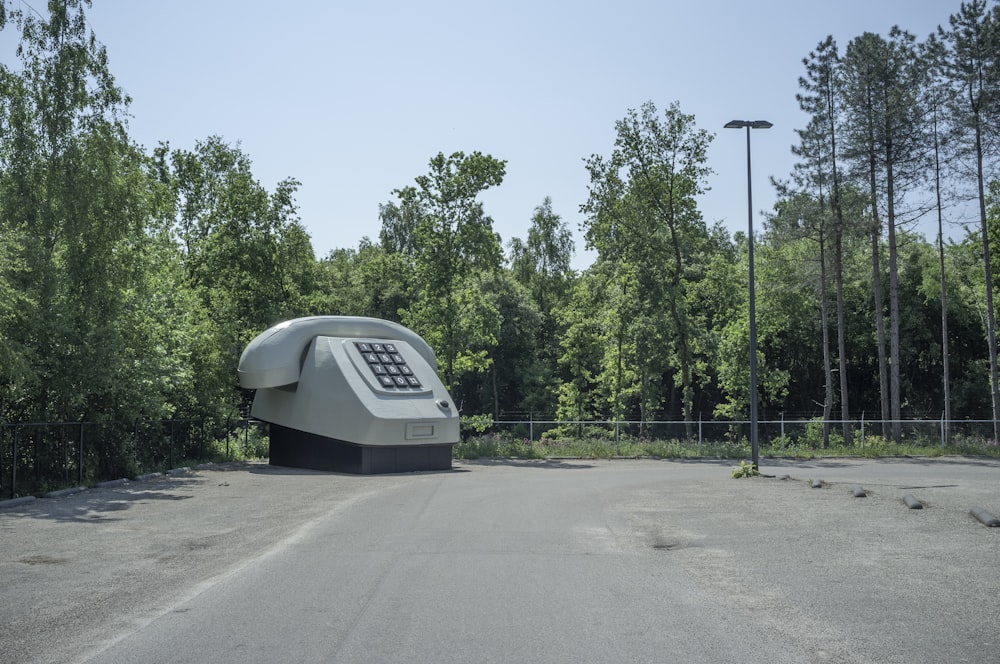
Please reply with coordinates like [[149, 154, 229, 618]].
[[724, 119, 772, 469]]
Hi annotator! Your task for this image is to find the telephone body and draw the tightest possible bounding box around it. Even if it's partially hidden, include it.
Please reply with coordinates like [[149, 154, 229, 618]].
[[238, 316, 458, 473]]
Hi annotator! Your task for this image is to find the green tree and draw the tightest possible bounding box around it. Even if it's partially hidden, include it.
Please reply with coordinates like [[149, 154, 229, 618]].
[[458, 270, 540, 418], [938, 0, 1000, 440], [765, 189, 835, 442], [796, 35, 853, 444], [581, 101, 714, 434], [382, 151, 507, 396], [508, 196, 576, 415], [310, 240, 414, 320], [155, 137, 314, 418], [555, 268, 608, 429], [842, 29, 929, 441], [0, 0, 163, 422]]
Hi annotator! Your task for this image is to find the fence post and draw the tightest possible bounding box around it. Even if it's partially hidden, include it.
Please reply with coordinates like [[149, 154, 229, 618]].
[[529, 412, 534, 444], [61, 422, 68, 484], [780, 413, 785, 450], [11, 425, 18, 499], [78, 422, 85, 486], [698, 413, 702, 449], [940, 412, 945, 449], [32, 428, 38, 487], [860, 413, 865, 450]]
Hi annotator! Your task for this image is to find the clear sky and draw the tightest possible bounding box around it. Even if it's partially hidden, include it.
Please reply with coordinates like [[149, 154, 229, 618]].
[[11, 0, 966, 269]]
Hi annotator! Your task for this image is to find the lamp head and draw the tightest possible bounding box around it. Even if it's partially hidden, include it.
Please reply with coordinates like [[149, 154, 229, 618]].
[[725, 120, 772, 129]]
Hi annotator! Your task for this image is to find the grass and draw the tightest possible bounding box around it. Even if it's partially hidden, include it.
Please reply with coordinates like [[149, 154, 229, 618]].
[[453, 433, 1000, 461]]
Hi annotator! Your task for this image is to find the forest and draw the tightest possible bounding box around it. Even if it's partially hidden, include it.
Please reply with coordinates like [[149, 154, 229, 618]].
[[4, 0, 1000, 448]]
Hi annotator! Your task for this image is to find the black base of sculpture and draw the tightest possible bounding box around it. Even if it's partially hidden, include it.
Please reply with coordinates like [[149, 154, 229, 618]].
[[267, 423, 453, 474]]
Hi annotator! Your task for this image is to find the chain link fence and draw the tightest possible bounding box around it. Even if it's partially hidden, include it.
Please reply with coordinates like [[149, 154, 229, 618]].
[[488, 416, 1000, 451], [0, 418, 269, 500], [6, 415, 997, 499]]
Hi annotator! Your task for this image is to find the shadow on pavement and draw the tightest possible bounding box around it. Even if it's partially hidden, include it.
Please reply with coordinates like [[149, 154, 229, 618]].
[[0, 477, 200, 524], [464, 458, 596, 470]]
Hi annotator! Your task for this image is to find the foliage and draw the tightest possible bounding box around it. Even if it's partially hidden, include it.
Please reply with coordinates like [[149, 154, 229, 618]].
[[731, 460, 761, 478], [579, 101, 715, 427], [4, 0, 1000, 481], [796, 418, 845, 448], [382, 151, 506, 397]]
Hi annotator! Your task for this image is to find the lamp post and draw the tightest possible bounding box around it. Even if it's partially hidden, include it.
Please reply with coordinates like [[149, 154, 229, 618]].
[[724, 119, 772, 469]]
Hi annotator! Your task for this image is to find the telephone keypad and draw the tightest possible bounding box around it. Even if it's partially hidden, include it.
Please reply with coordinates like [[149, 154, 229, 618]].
[[354, 341, 422, 390]]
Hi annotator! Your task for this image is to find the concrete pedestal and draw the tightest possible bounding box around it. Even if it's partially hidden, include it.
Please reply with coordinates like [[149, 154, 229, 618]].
[[268, 423, 453, 474]]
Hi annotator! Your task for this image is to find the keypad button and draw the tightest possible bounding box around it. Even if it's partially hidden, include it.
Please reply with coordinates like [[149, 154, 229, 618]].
[[355, 340, 424, 390]]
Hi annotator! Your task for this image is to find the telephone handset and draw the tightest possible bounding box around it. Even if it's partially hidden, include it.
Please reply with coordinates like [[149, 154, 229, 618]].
[[238, 316, 438, 389]]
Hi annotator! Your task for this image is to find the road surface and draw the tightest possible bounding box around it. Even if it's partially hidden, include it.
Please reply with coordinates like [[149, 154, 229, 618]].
[[2, 457, 998, 663]]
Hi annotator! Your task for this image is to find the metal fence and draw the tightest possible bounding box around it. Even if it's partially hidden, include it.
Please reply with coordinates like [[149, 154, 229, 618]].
[[0, 418, 269, 500], [6, 415, 997, 499], [489, 417, 1000, 451]]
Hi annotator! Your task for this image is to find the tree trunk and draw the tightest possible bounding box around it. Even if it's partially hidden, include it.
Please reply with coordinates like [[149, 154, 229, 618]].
[[934, 122, 951, 443], [835, 231, 852, 445], [819, 233, 833, 447], [872, 227, 890, 440], [886, 149, 902, 444], [975, 123, 1000, 443]]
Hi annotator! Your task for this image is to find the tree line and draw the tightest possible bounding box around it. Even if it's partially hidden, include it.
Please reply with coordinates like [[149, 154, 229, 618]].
[[3, 1, 1000, 446]]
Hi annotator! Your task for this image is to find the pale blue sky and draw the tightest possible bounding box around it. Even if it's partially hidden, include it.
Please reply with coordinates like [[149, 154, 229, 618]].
[[13, 1, 966, 268]]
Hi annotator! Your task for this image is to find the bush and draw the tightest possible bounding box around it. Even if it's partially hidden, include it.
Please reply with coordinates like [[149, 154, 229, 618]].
[[796, 418, 844, 448]]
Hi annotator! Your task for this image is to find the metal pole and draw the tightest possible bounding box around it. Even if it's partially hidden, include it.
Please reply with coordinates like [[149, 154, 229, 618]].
[[780, 412, 785, 450], [745, 125, 760, 469], [860, 412, 866, 449]]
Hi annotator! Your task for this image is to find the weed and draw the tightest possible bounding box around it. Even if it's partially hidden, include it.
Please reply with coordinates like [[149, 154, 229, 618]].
[[731, 460, 760, 478]]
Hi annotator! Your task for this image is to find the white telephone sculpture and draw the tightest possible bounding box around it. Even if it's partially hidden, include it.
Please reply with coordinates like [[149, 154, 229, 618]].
[[236, 316, 457, 474]]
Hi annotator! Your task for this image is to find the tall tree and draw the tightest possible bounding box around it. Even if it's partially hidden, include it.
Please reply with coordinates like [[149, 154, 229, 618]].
[[924, 33, 955, 439], [766, 187, 835, 444], [156, 137, 313, 417], [581, 101, 713, 434], [382, 151, 506, 396], [842, 29, 928, 441], [0, 0, 160, 421], [938, 0, 1000, 442], [508, 196, 576, 414], [797, 35, 853, 444]]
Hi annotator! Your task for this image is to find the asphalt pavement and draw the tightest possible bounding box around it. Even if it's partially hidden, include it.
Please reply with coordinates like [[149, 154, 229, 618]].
[[2, 457, 998, 663]]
